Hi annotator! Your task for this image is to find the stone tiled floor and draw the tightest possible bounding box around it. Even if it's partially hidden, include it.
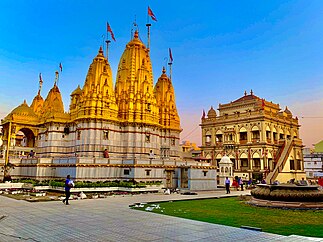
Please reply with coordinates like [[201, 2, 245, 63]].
[[0, 190, 322, 242]]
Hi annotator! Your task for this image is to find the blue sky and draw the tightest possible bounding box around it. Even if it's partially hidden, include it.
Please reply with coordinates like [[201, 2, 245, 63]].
[[0, 0, 322, 147]]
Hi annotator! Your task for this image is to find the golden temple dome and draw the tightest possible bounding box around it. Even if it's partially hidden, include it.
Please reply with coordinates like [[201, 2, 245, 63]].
[[115, 30, 158, 124], [155, 67, 180, 130], [42, 84, 65, 120], [71, 85, 82, 96], [70, 47, 118, 120], [207, 106, 217, 118], [30, 92, 44, 116], [4, 100, 39, 123]]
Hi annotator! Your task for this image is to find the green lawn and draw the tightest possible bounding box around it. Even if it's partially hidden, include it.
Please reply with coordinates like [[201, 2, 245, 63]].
[[133, 197, 323, 238]]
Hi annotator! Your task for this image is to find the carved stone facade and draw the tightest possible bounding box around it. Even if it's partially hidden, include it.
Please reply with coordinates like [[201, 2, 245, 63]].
[[1, 30, 217, 190], [200, 91, 305, 183]]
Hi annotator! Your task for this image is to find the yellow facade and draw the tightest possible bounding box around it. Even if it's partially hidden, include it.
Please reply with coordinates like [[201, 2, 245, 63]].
[[200, 91, 305, 183]]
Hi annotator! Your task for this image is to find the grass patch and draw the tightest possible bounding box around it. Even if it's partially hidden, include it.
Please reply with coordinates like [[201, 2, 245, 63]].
[[133, 197, 323, 238]]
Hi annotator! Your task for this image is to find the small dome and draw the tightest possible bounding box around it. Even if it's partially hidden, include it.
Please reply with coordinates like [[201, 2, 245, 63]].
[[71, 85, 82, 96], [219, 155, 233, 164], [284, 106, 292, 116], [5, 100, 38, 121], [207, 106, 217, 118], [11, 100, 36, 116]]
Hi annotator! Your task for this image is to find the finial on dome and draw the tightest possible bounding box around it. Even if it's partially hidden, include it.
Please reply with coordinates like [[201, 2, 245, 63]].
[[250, 89, 253, 95], [244, 90, 247, 96], [134, 30, 139, 39], [99, 46, 103, 54], [162, 66, 166, 74], [23, 100, 27, 105], [54, 71, 59, 86]]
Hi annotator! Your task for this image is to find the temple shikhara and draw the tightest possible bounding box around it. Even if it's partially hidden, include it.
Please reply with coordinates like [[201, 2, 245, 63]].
[[1, 29, 217, 190], [200, 90, 306, 185]]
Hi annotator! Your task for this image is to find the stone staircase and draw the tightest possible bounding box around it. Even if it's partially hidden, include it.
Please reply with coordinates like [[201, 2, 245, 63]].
[[266, 139, 293, 184]]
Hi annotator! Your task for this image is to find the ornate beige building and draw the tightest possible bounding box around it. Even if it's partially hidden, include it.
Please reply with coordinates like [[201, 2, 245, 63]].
[[200, 90, 305, 184], [1, 30, 217, 190]]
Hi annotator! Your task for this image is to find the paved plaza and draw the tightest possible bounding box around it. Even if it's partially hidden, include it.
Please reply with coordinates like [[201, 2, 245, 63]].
[[0, 190, 322, 242]]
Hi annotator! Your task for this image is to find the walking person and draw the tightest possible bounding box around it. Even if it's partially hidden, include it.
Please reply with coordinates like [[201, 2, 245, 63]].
[[63, 175, 74, 205], [225, 177, 231, 194]]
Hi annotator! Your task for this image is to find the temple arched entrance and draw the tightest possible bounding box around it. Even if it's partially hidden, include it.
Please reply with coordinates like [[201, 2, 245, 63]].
[[15, 128, 35, 148]]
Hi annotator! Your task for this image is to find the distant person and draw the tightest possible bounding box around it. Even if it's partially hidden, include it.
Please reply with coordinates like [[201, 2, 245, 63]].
[[247, 178, 252, 188], [149, 150, 154, 163], [318, 177, 323, 190], [261, 178, 266, 184], [239, 177, 244, 191], [273, 180, 280, 185], [63, 175, 74, 205], [232, 179, 239, 190], [299, 177, 308, 186], [28, 150, 35, 158], [225, 177, 230, 194], [103, 149, 109, 158]]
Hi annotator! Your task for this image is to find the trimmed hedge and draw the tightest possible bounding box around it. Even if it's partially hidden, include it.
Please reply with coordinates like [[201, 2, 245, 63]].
[[12, 179, 162, 188]]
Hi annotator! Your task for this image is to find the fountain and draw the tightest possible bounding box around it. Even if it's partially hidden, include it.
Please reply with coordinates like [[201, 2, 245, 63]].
[[249, 184, 323, 209]]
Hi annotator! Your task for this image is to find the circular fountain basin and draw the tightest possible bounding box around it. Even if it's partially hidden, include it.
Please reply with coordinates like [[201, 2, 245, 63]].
[[249, 184, 323, 209]]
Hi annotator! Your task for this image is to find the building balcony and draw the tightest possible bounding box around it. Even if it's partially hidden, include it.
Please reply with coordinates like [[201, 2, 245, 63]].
[[240, 167, 249, 172], [252, 138, 260, 143], [239, 139, 247, 144], [252, 166, 261, 172], [223, 140, 236, 145], [216, 142, 223, 146]]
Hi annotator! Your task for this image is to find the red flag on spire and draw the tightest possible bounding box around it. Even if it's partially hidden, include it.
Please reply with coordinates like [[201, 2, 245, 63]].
[[59, 63, 63, 72], [169, 48, 173, 62], [107, 22, 116, 41], [148, 6, 157, 21]]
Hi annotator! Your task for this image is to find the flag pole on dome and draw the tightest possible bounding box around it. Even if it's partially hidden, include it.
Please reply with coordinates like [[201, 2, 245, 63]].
[[39, 73, 43, 94], [54, 71, 59, 86], [101, 34, 105, 55], [146, 6, 157, 51], [168, 48, 173, 80], [106, 22, 115, 60]]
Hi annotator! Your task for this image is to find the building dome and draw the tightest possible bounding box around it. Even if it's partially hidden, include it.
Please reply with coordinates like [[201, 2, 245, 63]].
[[71, 85, 82, 96], [72, 46, 118, 120], [30, 92, 44, 116], [207, 106, 217, 118], [284, 106, 292, 117], [154, 67, 180, 130], [219, 155, 232, 164], [114, 30, 158, 123], [42, 84, 65, 120], [4, 100, 39, 122]]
